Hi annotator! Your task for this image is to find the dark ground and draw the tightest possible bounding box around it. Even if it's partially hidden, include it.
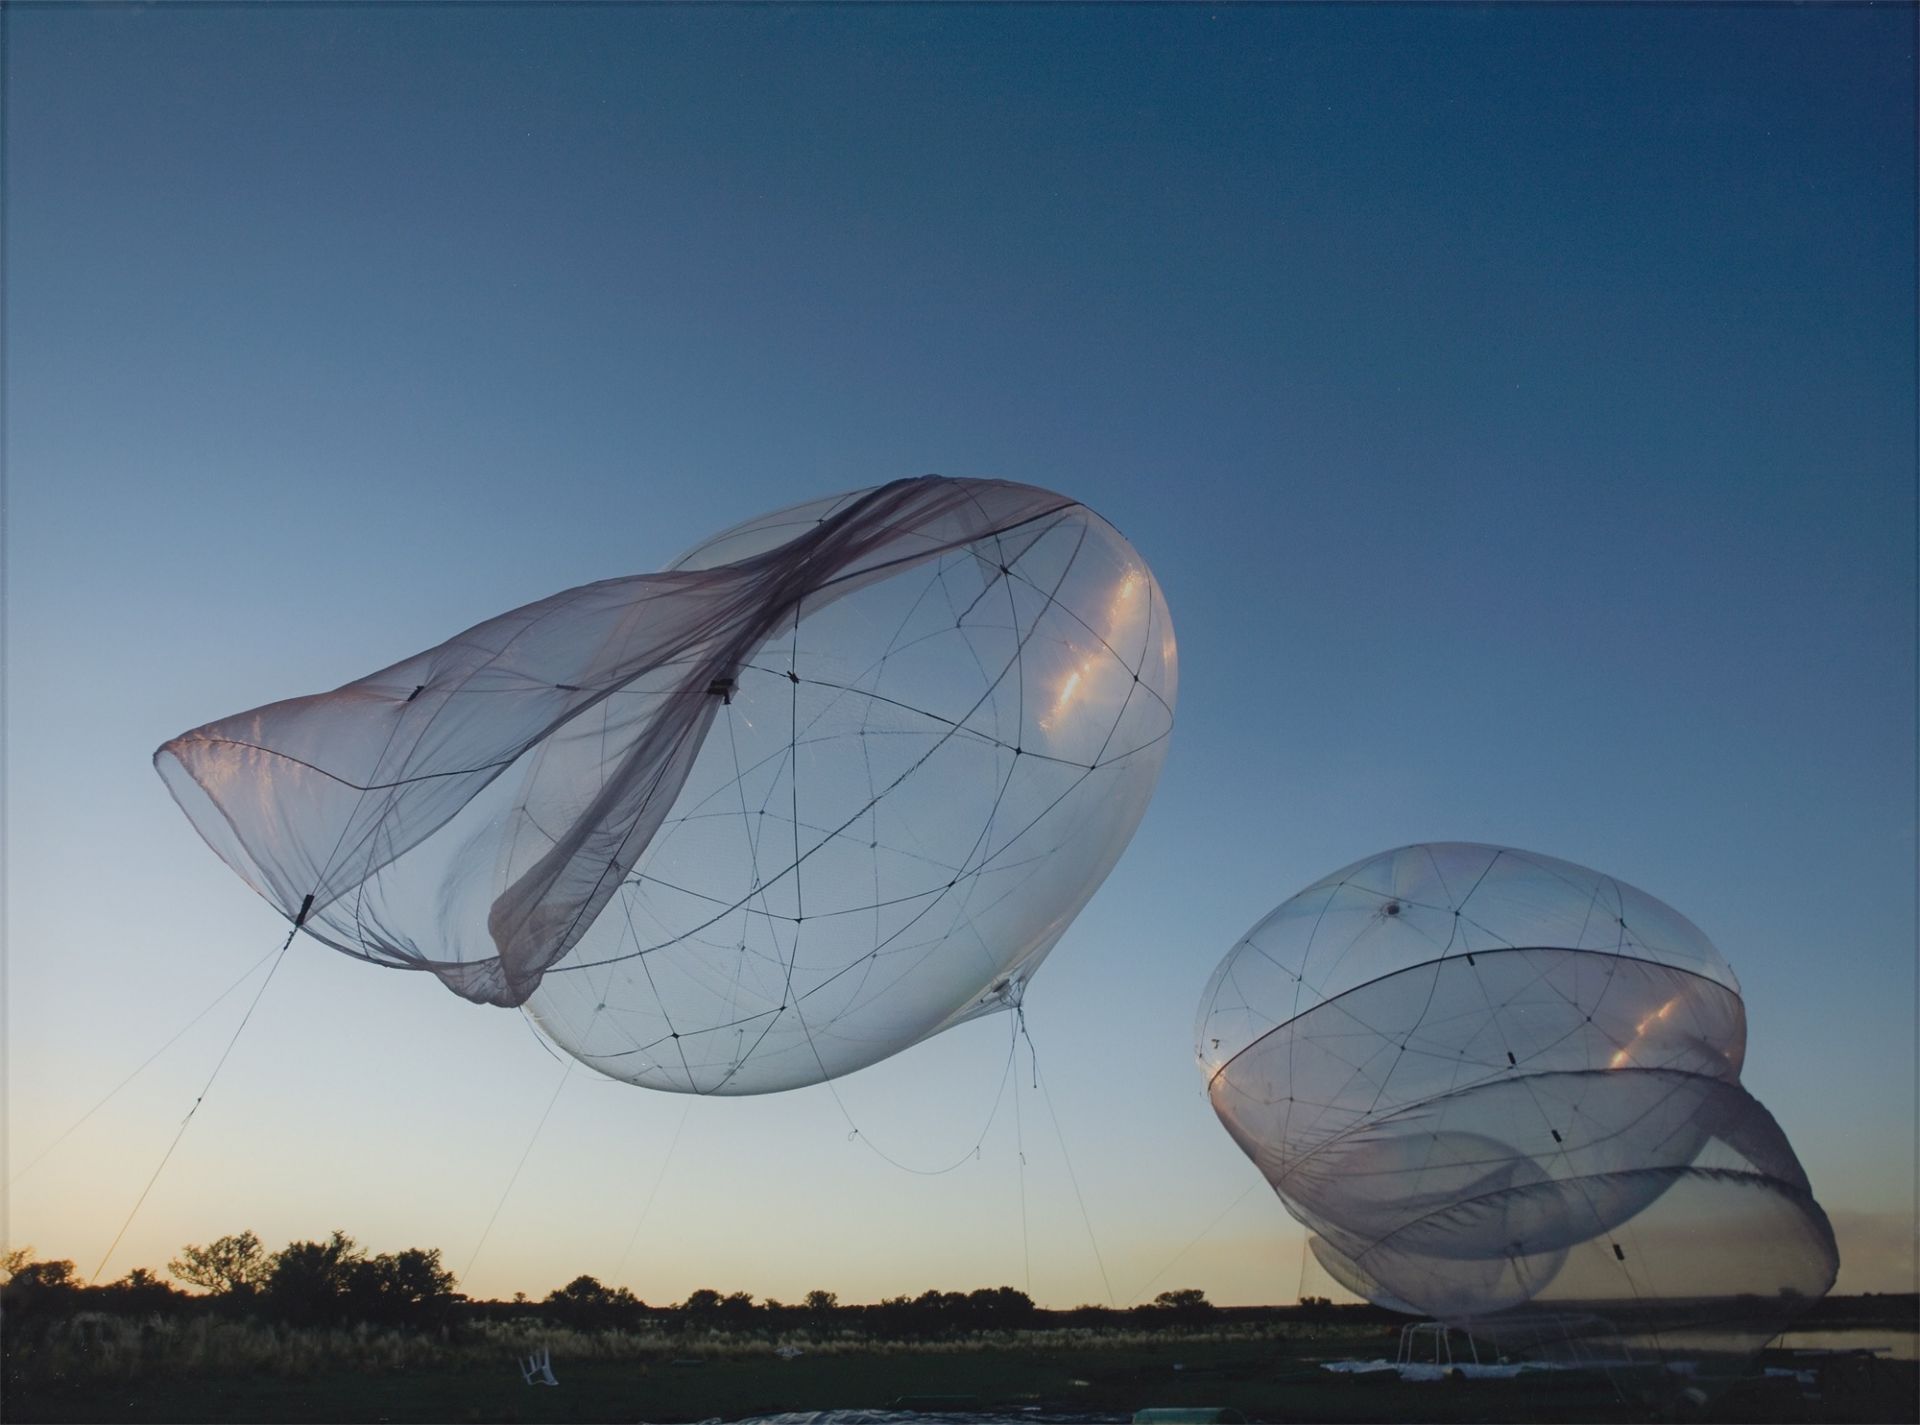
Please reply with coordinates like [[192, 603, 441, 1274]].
[[7, 1333, 1915, 1425]]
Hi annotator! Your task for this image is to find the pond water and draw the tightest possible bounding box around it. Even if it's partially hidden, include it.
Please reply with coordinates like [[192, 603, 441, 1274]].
[[1771, 1327, 1918, 1361]]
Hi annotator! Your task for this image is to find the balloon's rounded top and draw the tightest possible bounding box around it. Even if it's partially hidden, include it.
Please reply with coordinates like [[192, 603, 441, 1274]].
[[667, 478, 1075, 573], [1196, 842, 1735, 1079], [668, 487, 878, 571]]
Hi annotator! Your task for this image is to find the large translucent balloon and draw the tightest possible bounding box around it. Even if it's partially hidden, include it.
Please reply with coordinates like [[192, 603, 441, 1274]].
[[159, 477, 1176, 1092], [1197, 844, 1836, 1369]]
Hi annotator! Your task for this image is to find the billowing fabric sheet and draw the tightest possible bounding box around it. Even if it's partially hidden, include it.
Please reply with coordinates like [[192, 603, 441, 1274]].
[[159, 477, 1176, 1092], [1197, 844, 1836, 1371]]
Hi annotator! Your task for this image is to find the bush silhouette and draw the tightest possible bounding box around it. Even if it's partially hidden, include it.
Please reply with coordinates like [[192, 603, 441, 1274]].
[[168, 1231, 271, 1305], [545, 1274, 645, 1331]]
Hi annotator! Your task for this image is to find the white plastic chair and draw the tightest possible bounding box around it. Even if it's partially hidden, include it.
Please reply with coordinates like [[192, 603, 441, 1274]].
[[519, 1345, 559, 1386]]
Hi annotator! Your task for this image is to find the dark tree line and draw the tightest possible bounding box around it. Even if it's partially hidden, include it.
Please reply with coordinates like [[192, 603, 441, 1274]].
[[8, 1235, 1362, 1340], [499, 1280, 1219, 1337], [3, 1234, 459, 1335], [165, 1230, 461, 1329]]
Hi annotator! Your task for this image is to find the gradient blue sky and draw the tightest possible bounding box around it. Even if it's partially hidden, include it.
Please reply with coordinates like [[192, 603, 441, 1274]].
[[6, 4, 1914, 1306]]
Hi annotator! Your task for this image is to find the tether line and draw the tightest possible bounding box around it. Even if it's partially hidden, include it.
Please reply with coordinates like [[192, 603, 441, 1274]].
[[1012, 1017, 1032, 1296], [1031, 1030, 1115, 1308], [610, 1095, 692, 1287], [1126, 1178, 1260, 1308], [90, 921, 300, 1283], [12, 943, 282, 1186], [811, 1010, 1019, 1176], [463, 1057, 574, 1284]]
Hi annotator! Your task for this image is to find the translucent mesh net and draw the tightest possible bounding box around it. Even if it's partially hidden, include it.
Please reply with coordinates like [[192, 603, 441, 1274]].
[[158, 477, 1177, 1093], [1197, 844, 1836, 1370]]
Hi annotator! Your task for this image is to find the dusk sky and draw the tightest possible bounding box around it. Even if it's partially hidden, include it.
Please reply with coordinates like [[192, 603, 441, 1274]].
[[5, 4, 1914, 1308]]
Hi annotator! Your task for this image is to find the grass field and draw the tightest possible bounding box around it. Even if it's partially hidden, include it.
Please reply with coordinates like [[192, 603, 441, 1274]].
[[9, 1326, 1916, 1424]]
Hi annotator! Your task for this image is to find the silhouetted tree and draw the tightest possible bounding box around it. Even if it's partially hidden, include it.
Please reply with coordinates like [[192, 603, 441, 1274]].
[[545, 1274, 646, 1331], [263, 1231, 363, 1327], [868, 1294, 915, 1336], [0, 1252, 79, 1317], [1144, 1287, 1216, 1325], [168, 1231, 271, 1303], [967, 1285, 1036, 1328], [1, 1251, 84, 1382], [861, 1288, 1031, 1337], [679, 1286, 722, 1325], [914, 1288, 961, 1333], [100, 1267, 187, 1315], [800, 1288, 838, 1332], [342, 1247, 460, 1330]]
